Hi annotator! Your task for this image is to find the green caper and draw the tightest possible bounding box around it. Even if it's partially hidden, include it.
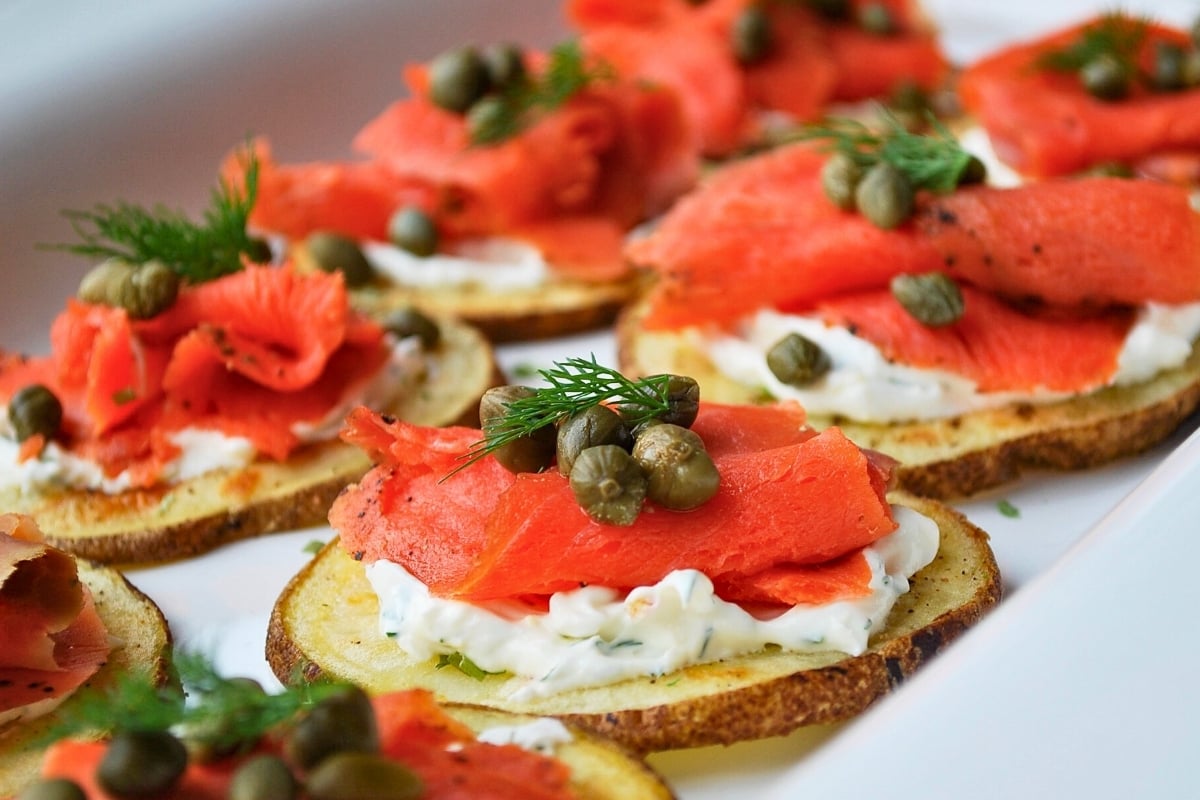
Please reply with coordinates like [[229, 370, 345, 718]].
[[78, 259, 134, 306], [652, 373, 700, 428], [121, 260, 180, 319], [1081, 161, 1135, 178], [889, 80, 928, 114], [731, 7, 772, 65], [1152, 42, 1187, 91], [807, 0, 849, 20], [479, 385, 556, 474], [244, 237, 273, 264], [305, 752, 423, 800], [181, 677, 268, 763], [283, 685, 378, 771], [890, 272, 964, 327], [97, 730, 188, 798], [480, 42, 526, 90], [387, 206, 438, 258], [16, 779, 86, 800], [855, 161, 914, 229], [1079, 53, 1129, 101], [8, 384, 63, 442], [229, 754, 299, 800], [307, 231, 375, 287], [569, 445, 648, 526], [766, 332, 831, 386], [383, 307, 441, 349], [821, 152, 864, 211], [857, 3, 896, 35], [557, 404, 632, 476], [465, 94, 513, 145], [632, 424, 720, 510], [957, 154, 988, 186], [427, 46, 491, 113]]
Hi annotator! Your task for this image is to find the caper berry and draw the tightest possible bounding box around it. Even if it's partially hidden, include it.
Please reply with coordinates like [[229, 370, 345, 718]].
[[466, 95, 513, 145], [307, 231, 374, 287], [857, 3, 896, 35], [855, 161, 914, 229], [479, 385, 556, 474], [229, 754, 299, 800], [78, 259, 134, 307], [1152, 42, 1187, 91], [8, 384, 63, 442], [766, 332, 831, 386], [1080, 53, 1129, 101], [387, 206, 439, 258], [97, 730, 188, 799], [557, 404, 632, 476], [890, 272, 964, 327], [16, 779, 86, 800], [121, 260, 180, 319], [306, 752, 423, 800], [821, 152, 864, 211], [731, 7, 772, 64], [957, 154, 988, 186], [632, 424, 720, 510], [480, 43, 526, 90], [569, 445, 648, 526], [428, 46, 491, 113], [383, 307, 441, 349], [807, 0, 849, 20], [284, 685, 378, 771]]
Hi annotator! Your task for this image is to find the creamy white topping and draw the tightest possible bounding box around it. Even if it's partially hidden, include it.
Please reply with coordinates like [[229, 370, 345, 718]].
[[367, 505, 939, 701], [0, 337, 427, 494], [701, 302, 1200, 423], [363, 238, 551, 292], [476, 718, 573, 754]]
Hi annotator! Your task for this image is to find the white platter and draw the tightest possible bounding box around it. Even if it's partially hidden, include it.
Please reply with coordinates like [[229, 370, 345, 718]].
[[2, 2, 1198, 798]]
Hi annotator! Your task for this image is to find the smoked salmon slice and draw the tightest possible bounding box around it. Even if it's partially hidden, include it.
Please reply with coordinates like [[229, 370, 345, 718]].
[[333, 402, 897, 606], [958, 15, 1200, 178], [0, 266, 390, 485], [629, 142, 1200, 331], [567, 0, 948, 155]]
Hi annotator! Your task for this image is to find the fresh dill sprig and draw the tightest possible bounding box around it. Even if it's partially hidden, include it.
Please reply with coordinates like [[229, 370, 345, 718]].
[[40, 649, 346, 749], [1036, 12, 1149, 75], [47, 150, 262, 283], [446, 356, 671, 478], [469, 41, 613, 145], [790, 111, 975, 193]]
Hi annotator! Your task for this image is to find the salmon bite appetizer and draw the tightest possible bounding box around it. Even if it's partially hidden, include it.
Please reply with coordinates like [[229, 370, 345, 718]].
[[267, 360, 1001, 753], [238, 41, 698, 342], [617, 121, 1200, 498], [0, 164, 498, 563], [958, 12, 1200, 184]]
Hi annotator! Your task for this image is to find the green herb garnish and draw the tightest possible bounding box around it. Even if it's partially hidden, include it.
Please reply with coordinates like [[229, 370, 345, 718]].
[[792, 112, 977, 193], [48, 150, 263, 283], [435, 652, 501, 681], [42, 649, 345, 748], [997, 498, 1020, 518], [447, 355, 672, 478], [1036, 13, 1149, 76], [469, 41, 613, 145], [303, 539, 326, 555]]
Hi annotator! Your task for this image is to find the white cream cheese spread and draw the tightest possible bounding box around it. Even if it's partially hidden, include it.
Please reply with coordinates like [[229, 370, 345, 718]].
[[367, 504, 939, 701], [700, 302, 1200, 423], [363, 238, 551, 292], [476, 718, 574, 754]]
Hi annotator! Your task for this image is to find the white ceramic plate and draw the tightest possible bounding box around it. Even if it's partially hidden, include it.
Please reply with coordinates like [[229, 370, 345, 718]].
[[2, 2, 1198, 797]]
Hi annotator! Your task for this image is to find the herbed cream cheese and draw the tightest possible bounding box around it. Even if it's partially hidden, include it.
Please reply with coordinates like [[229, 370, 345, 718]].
[[0, 336, 427, 495], [367, 505, 939, 701], [700, 302, 1200, 423], [363, 238, 551, 292]]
